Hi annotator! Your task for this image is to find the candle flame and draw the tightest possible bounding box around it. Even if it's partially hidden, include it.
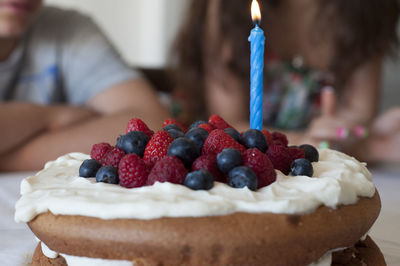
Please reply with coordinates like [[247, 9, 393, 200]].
[[251, 0, 261, 23]]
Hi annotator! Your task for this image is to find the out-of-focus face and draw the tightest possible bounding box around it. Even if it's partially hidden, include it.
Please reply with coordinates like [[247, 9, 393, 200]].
[[0, 0, 42, 38]]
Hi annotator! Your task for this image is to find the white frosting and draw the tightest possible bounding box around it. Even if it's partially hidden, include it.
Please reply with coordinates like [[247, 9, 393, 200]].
[[15, 149, 375, 222], [308, 252, 332, 266]]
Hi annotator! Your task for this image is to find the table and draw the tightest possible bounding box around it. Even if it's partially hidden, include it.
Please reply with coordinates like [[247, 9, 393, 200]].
[[0, 168, 399, 266]]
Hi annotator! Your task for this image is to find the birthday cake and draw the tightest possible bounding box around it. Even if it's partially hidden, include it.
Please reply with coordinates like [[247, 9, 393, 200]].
[[15, 116, 385, 266]]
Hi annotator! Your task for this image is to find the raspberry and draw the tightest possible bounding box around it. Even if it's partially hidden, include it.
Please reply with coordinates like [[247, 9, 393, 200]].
[[126, 118, 154, 138], [208, 114, 232, 130], [266, 145, 292, 175], [192, 154, 225, 182], [147, 156, 187, 185], [198, 123, 214, 133], [101, 147, 126, 168], [288, 147, 305, 161], [261, 130, 273, 146], [272, 132, 289, 146], [202, 129, 246, 156], [90, 143, 112, 161], [162, 118, 186, 133], [243, 148, 276, 188], [143, 131, 174, 168], [118, 154, 149, 188]]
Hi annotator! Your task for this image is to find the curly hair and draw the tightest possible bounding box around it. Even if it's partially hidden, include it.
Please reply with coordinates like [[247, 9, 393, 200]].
[[173, 0, 399, 121]]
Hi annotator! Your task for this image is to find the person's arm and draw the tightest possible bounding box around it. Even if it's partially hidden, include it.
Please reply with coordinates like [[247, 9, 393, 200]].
[[0, 102, 94, 155], [0, 79, 169, 171]]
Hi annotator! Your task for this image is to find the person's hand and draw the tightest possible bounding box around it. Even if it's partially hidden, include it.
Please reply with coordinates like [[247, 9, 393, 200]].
[[46, 105, 96, 131], [300, 88, 359, 150]]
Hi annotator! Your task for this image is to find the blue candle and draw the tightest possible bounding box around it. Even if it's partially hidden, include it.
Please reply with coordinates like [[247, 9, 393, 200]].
[[248, 0, 265, 130]]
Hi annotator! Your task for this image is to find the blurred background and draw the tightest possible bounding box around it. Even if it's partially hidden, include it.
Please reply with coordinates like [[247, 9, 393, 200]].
[[44, 0, 400, 112]]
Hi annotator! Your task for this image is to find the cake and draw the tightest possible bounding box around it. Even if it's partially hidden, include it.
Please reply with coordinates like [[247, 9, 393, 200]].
[[15, 116, 385, 266]]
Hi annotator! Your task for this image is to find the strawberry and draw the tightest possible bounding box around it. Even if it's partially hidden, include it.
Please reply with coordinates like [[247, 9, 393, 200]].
[[162, 118, 186, 132], [101, 147, 126, 168], [126, 118, 154, 138], [266, 144, 292, 175], [208, 114, 232, 130], [147, 156, 187, 185], [243, 148, 276, 188], [198, 123, 214, 133], [272, 132, 289, 146], [202, 129, 246, 156], [143, 131, 174, 168], [191, 154, 225, 182], [90, 143, 112, 161], [118, 154, 149, 188]]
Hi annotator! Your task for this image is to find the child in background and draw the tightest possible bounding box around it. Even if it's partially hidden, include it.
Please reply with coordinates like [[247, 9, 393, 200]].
[[0, 0, 169, 171], [172, 0, 398, 159]]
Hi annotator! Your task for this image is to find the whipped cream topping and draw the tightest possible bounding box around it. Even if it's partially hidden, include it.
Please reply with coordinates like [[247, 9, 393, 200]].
[[15, 149, 375, 222]]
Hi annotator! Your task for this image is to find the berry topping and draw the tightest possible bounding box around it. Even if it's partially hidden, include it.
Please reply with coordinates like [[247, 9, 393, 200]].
[[185, 128, 209, 150], [224, 128, 241, 143], [164, 127, 185, 139], [79, 159, 101, 178], [184, 170, 214, 190], [272, 132, 289, 146], [188, 120, 207, 131], [288, 146, 306, 161], [167, 137, 200, 168], [202, 129, 246, 156], [228, 166, 258, 191], [191, 154, 224, 182], [198, 123, 214, 133], [118, 154, 149, 188], [266, 145, 292, 175], [126, 118, 154, 138], [243, 148, 276, 188], [291, 158, 314, 177], [217, 148, 242, 174], [163, 124, 184, 133], [143, 130, 175, 168], [208, 114, 232, 130], [261, 130, 273, 145], [96, 166, 119, 184], [147, 156, 187, 185], [241, 129, 268, 153], [299, 144, 319, 162], [116, 131, 149, 157], [90, 142, 112, 161], [162, 118, 186, 133], [101, 147, 125, 168]]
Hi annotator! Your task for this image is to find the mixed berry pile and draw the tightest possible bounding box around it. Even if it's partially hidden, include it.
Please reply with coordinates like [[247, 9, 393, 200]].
[[79, 115, 319, 191]]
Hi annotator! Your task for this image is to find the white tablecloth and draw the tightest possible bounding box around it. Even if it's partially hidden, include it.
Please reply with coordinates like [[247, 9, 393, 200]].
[[0, 169, 399, 266]]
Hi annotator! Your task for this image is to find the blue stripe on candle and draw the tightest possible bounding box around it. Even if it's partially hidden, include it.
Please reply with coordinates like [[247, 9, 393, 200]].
[[248, 25, 265, 130]]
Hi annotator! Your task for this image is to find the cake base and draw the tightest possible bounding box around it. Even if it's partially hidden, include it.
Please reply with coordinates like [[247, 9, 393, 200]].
[[32, 236, 386, 266], [28, 193, 381, 266]]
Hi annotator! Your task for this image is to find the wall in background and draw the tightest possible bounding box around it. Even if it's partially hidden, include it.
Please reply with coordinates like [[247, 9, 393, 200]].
[[45, 0, 191, 68]]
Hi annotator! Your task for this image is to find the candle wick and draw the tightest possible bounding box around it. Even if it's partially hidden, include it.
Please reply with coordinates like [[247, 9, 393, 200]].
[[252, 19, 261, 27]]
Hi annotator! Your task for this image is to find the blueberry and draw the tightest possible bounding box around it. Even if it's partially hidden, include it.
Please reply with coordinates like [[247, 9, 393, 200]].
[[79, 159, 101, 178], [291, 158, 314, 177], [224, 128, 241, 143], [165, 128, 185, 139], [185, 128, 209, 150], [188, 120, 207, 131], [96, 166, 119, 184], [217, 148, 242, 174], [299, 144, 319, 162], [116, 131, 149, 157], [228, 166, 258, 191], [184, 170, 214, 190], [240, 129, 268, 153], [167, 137, 200, 168], [163, 124, 184, 133]]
